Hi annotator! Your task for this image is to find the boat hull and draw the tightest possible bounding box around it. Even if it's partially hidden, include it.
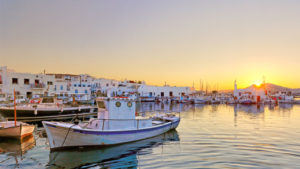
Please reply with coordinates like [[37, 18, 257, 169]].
[[0, 107, 97, 117], [0, 125, 35, 138], [140, 98, 155, 102], [43, 119, 180, 150]]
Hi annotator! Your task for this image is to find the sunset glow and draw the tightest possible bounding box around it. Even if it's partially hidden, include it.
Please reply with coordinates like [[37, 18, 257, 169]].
[[253, 80, 263, 87], [1, 1, 300, 90]]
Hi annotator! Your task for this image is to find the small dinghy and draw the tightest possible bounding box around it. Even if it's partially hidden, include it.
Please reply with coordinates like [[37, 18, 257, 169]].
[[0, 89, 35, 138], [0, 121, 35, 138], [43, 97, 180, 150]]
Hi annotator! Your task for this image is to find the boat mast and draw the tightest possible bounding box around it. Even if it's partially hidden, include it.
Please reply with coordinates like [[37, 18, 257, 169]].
[[14, 88, 17, 126]]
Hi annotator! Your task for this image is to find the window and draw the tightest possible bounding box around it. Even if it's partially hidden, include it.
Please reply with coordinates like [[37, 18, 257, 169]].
[[83, 84, 86, 87], [88, 85, 91, 87], [60, 85, 63, 90], [97, 101, 106, 109], [47, 81, 53, 85], [75, 89, 78, 94], [12, 78, 18, 84], [41, 97, 54, 103], [74, 84, 77, 87], [35, 79, 39, 84], [24, 79, 30, 85], [85, 90, 88, 94], [0, 75, 3, 84]]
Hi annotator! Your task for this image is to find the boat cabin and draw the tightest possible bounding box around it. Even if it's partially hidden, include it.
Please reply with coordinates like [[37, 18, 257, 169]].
[[88, 97, 152, 130]]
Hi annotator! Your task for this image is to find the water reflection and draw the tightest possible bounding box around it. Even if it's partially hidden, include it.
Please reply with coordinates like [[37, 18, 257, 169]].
[[138, 102, 194, 113], [1, 103, 300, 168], [233, 104, 265, 114], [48, 130, 179, 169], [0, 135, 36, 167]]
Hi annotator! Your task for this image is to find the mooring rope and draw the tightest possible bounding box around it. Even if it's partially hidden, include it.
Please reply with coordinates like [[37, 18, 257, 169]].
[[61, 124, 76, 147]]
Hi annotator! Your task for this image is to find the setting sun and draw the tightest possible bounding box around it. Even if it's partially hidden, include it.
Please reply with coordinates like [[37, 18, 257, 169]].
[[253, 80, 263, 87]]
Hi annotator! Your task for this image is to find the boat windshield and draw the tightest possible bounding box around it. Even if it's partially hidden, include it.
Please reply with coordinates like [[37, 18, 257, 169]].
[[97, 101, 106, 109], [0, 94, 5, 98], [42, 97, 54, 103]]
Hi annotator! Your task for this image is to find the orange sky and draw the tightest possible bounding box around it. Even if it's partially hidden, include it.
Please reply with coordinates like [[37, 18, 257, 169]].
[[1, 1, 300, 90]]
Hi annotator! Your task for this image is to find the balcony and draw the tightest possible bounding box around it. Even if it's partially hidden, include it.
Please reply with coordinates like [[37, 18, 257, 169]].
[[30, 83, 45, 89]]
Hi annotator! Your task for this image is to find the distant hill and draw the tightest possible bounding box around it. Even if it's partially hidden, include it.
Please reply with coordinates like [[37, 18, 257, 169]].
[[245, 83, 300, 94], [219, 83, 300, 94]]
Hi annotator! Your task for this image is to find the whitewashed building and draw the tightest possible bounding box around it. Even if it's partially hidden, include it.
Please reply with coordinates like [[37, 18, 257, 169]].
[[138, 85, 192, 98], [49, 74, 94, 101], [233, 80, 267, 102], [0, 66, 56, 100]]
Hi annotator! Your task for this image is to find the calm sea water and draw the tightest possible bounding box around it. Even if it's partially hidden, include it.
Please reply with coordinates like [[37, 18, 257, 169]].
[[1, 103, 300, 169]]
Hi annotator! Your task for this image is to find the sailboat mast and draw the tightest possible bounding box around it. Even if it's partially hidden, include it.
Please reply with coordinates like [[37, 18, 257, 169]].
[[14, 89, 17, 126]]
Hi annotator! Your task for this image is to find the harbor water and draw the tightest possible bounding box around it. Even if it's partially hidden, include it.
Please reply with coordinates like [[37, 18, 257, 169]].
[[1, 103, 300, 168]]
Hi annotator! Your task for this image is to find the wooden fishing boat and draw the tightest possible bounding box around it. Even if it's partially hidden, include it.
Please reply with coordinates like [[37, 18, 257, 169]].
[[0, 121, 35, 138], [0, 89, 35, 138], [43, 97, 180, 150]]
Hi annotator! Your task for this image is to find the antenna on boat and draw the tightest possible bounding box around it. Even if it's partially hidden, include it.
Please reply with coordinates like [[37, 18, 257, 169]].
[[14, 88, 17, 127]]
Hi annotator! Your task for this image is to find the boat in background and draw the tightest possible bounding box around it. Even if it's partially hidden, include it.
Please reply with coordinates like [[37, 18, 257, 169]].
[[0, 96, 97, 121], [239, 98, 256, 105], [43, 97, 180, 150], [193, 96, 207, 104], [140, 96, 155, 102]]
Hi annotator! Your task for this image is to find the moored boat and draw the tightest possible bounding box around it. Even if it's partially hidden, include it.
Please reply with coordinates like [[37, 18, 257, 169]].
[[43, 97, 180, 150], [140, 96, 155, 102], [0, 121, 35, 138], [0, 97, 97, 120], [0, 89, 35, 138], [193, 96, 207, 104]]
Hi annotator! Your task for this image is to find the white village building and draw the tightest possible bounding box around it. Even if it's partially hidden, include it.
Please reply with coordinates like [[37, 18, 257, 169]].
[[0, 66, 56, 100], [233, 80, 267, 102], [138, 85, 192, 98]]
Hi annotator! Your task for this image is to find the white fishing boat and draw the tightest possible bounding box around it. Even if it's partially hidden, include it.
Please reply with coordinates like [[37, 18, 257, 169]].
[[193, 96, 207, 104], [140, 96, 155, 102], [0, 97, 97, 120], [43, 97, 180, 150]]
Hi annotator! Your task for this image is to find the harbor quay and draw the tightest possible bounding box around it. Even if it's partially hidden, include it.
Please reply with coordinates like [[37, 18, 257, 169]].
[[0, 66, 299, 105]]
